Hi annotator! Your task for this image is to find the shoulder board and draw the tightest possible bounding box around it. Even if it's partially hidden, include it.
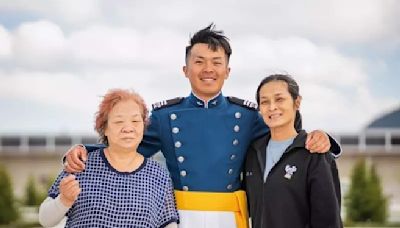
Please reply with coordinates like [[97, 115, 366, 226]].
[[152, 97, 184, 110], [227, 96, 258, 110]]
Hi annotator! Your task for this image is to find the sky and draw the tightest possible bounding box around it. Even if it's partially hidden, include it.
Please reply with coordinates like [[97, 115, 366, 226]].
[[0, 0, 399, 135]]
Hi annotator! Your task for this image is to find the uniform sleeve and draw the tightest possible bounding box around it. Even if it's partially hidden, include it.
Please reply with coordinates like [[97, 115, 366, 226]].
[[157, 175, 179, 227], [328, 135, 342, 158], [138, 111, 163, 157], [84, 144, 106, 153], [61, 144, 104, 164], [251, 112, 269, 141], [308, 153, 342, 228]]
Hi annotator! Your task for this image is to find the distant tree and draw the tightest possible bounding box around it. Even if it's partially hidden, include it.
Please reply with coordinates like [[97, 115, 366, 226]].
[[0, 164, 19, 224], [366, 164, 387, 223], [345, 159, 369, 223], [24, 175, 43, 206], [38, 174, 56, 203], [345, 159, 388, 224]]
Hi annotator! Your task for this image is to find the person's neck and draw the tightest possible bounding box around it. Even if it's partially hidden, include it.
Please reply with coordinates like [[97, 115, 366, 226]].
[[107, 145, 137, 159], [192, 91, 221, 102], [105, 145, 142, 172], [270, 125, 298, 141]]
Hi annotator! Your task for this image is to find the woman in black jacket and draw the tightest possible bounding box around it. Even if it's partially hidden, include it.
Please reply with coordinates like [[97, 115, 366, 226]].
[[244, 74, 342, 228]]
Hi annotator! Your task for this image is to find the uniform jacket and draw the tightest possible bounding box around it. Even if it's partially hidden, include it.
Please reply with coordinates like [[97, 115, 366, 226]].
[[244, 130, 342, 228], [139, 93, 267, 192]]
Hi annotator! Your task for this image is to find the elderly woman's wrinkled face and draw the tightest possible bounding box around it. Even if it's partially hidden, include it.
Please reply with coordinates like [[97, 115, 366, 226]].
[[104, 99, 144, 150]]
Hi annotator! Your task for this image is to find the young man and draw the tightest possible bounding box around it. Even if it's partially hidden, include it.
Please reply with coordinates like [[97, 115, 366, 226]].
[[64, 24, 340, 228]]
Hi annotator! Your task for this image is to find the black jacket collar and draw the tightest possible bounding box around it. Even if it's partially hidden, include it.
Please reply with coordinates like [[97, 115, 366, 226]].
[[251, 130, 307, 175]]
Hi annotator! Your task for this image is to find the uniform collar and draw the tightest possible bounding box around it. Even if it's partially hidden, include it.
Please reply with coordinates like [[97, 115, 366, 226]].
[[188, 92, 225, 108]]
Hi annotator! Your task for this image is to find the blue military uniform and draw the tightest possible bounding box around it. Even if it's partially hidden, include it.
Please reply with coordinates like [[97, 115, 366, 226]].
[[140, 92, 268, 192]]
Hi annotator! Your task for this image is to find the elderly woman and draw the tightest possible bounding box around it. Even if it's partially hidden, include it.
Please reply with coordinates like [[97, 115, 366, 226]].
[[39, 89, 179, 228], [244, 74, 342, 228]]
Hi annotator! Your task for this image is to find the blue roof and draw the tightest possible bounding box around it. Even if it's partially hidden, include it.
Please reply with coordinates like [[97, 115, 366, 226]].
[[367, 107, 400, 129]]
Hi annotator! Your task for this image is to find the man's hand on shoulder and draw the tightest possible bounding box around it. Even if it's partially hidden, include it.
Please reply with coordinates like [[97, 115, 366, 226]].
[[64, 144, 88, 173], [305, 130, 331, 153]]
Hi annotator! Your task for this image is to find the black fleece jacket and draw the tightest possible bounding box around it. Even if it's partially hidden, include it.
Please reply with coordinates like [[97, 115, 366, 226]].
[[244, 130, 342, 228]]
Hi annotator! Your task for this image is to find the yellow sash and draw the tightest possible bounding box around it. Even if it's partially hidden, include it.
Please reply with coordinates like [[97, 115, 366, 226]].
[[174, 190, 249, 228]]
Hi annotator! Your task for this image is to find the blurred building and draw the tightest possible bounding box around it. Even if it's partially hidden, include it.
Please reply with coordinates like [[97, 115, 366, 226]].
[[0, 107, 399, 221]]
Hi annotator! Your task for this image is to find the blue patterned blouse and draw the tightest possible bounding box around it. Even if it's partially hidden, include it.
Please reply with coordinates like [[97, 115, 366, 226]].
[[48, 149, 179, 227]]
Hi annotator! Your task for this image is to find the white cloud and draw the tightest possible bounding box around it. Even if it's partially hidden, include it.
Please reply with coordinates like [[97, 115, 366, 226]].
[[0, 70, 90, 110], [7, 21, 187, 70], [291, 0, 398, 43], [68, 26, 184, 67], [0, 0, 102, 28], [70, 26, 186, 67], [69, 25, 141, 64], [2, 0, 400, 56], [0, 25, 12, 58], [13, 20, 68, 68], [50, 0, 102, 26], [300, 83, 396, 133], [0, 67, 187, 114], [3, 0, 399, 44], [231, 36, 365, 87], [0, 0, 399, 134]]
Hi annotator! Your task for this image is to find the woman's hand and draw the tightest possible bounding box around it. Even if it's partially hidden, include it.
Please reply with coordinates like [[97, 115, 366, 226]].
[[59, 175, 81, 207]]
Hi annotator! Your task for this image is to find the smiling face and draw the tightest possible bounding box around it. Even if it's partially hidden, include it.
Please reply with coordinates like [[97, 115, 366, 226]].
[[258, 80, 301, 131], [183, 43, 230, 101], [104, 99, 144, 152]]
